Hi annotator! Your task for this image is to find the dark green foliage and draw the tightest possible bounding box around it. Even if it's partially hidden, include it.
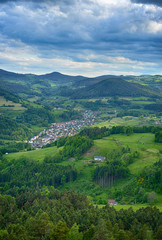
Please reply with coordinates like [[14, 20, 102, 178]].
[[0, 158, 78, 190], [94, 161, 130, 187], [0, 88, 20, 103], [16, 106, 80, 128], [57, 137, 68, 148], [155, 131, 162, 143], [0, 188, 161, 240], [117, 110, 142, 117], [80, 126, 162, 139], [59, 110, 82, 121], [144, 103, 162, 112], [61, 135, 93, 159], [71, 78, 159, 99], [0, 116, 31, 140], [17, 106, 55, 126], [80, 126, 110, 139], [0, 141, 32, 154], [81, 100, 107, 111], [140, 159, 162, 193]]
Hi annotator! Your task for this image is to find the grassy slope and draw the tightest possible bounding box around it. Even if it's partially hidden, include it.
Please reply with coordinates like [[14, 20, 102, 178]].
[[6, 145, 59, 162], [95, 116, 162, 128], [0, 96, 26, 110], [5, 132, 162, 211]]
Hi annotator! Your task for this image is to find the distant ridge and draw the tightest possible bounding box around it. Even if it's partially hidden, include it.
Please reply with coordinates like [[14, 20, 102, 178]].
[[0, 69, 86, 83], [71, 77, 160, 98], [38, 71, 86, 83], [0, 69, 86, 96], [0, 69, 161, 99]]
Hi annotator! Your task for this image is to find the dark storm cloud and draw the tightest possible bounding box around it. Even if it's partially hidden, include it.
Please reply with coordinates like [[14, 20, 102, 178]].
[[131, 0, 162, 7], [0, 0, 73, 3], [0, 0, 93, 5], [0, 0, 161, 75]]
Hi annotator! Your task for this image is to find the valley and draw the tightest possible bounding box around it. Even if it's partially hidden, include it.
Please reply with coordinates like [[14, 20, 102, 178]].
[[0, 69, 162, 239], [29, 110, 97, 149]]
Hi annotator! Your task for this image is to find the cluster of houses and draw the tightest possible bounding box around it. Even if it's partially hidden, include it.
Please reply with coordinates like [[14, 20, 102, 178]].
[[108, 199, 118, 205], [29, 110, 97, 149], [155, 119, 162, 125]]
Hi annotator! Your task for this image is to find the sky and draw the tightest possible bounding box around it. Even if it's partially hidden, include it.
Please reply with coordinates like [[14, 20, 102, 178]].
[[0, 0, 162, 76]]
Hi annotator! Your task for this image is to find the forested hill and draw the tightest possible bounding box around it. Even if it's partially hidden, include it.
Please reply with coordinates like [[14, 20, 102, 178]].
[[71, 78, 161, 99], [0, 69, 86, 89], [0, 69, 86, 83], [0, 87, 20, 103], [0, 69, 161, 100], [0, 69, 86, 98]]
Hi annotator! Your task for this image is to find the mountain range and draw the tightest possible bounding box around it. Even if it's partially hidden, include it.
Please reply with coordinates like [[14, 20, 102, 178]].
[[0, 69, 161, 99]]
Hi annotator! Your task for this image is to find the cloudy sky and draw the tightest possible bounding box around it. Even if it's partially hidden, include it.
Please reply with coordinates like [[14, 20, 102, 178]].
[[0, 0, 162, 76]]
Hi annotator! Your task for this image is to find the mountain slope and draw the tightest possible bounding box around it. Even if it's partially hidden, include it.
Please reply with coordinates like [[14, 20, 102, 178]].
[[0, 69, 87, 98], [38, 71, 86, 83], [0, 69, 86, 83], [71, 77, 161, 98]]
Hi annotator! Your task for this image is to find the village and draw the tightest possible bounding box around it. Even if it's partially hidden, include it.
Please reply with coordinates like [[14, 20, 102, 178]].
[[29, 110, 97, 149]]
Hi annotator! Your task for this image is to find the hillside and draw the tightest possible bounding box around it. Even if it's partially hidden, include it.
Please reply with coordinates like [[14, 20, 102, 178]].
[[72, 74, 117, 87], [71, 77, 161, 98], [4, 129, 162, 207], [0, 69, 86, 99], [0, 69, 86, 83], [1, 69, 162, 101]]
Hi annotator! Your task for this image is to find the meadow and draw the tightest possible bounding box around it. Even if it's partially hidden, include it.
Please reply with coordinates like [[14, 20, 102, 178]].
[[0, 96, 25, 110], [6, 145, 59, 162], [5, 132, 161, 210], [94, 116, 162, 128]]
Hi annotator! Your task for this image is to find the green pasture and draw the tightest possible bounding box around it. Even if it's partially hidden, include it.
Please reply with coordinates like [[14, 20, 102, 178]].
[[0, 96, 25, 110], [94, 133, 161, 175], [94, 116, 162, 128], [5, 132, 162, 206], [29, 125, 47, 136], [96, 204, 162, 212], [0, 109, 25, 119], [28, 96, 40, 102], [131, 100, 155, 105], [94, 117, 139, 128], [5, 145, 59, 162], [23, 100, 43, 108]]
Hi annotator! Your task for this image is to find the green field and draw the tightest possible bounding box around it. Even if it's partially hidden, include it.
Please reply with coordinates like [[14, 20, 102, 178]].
[[6, 145, 59, 162], [0, 96, 25, 110], [95, 116, 162, 128], [97, 203, 162, 212], [5, 132, 162, 209], [93, 133, 161, 175]]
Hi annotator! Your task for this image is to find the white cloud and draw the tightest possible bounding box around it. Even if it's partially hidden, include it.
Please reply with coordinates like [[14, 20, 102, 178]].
[[0, 0, 161, 75], [147, 21, 162, 34]]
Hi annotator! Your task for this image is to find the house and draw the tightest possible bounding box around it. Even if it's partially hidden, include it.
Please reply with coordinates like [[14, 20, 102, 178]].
[[94, 156, 105, 161], [108, 199, 117, 205]]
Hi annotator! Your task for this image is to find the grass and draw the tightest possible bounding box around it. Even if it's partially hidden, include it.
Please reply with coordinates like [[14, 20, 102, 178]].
[[93, 133, 161, 175], [96, 204, 162, 212], [5, 132, 162, 208], [95, 116, 162, 128], [0, 96, 26, 110], [6, 145, 59, 162], [28, 96, 40, 102], [94, 117, 141, 128]]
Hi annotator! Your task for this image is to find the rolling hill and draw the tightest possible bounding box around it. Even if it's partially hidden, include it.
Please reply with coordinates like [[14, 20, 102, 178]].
[[0, 69, 86, 98], [0, 69, 161, 100], [71, 77, 161, 98]]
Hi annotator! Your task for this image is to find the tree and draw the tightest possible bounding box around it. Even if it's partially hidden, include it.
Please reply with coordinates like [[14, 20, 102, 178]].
[[146, 192, 157, 204], [50, 221, 69, 240], [93, 219, 111, 240], [67, 223, 83, 240], [0, 230, 9, 240]]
